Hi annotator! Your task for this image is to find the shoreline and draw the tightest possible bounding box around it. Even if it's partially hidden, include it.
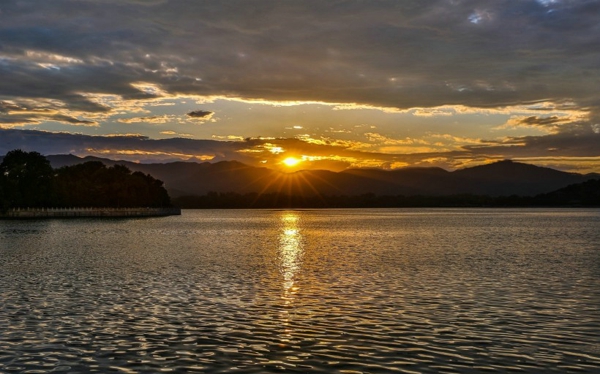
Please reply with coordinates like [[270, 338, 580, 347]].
[[0, 207, 181, 219]]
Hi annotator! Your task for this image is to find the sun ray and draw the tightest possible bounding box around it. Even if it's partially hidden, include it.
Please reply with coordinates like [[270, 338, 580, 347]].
[[250, 173, 286, 207], [302, 170, 345, 195], [296, 172, 329, 206]]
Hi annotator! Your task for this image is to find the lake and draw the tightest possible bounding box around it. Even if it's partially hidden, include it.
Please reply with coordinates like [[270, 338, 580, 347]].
[[1, 208, 600, 373]]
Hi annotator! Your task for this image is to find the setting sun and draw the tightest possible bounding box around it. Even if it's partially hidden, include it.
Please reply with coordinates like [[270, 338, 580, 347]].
[[282, 156, 302, 167]]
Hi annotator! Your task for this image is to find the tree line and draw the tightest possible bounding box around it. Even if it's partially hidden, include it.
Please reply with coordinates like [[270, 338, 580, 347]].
[[0, 150, 171, 211], [173, 182, 600, 209]]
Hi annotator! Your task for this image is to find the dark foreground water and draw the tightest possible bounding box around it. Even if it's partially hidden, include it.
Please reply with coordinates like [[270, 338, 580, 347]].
[[1, 209, 600, 373]]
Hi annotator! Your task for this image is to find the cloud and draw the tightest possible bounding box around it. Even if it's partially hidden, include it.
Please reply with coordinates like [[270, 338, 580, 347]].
[[48, 114, 97, 126], [2, 125, 600, 173], [160, 130, 192, 137], [517, 116, 567, 127], [497, 115, 579, 134], [187, 110, 213, 118], [186, 110, 214, 122], [0, 100, 98, 127], [0, 128, 245, 163], [1, 1, 600, 172], [1, 0, 599, 114], [453, 122, 600, 173], [118, 115, 175, 124]]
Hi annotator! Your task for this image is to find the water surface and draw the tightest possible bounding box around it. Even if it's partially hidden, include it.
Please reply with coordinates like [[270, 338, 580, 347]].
[[1, 209, 600, 373]]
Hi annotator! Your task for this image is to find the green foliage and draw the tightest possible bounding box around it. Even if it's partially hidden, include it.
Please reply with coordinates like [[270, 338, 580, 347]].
[[0, 150, 172, 209]]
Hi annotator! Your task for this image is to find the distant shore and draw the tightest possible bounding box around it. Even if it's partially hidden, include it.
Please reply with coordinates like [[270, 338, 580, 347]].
[[0, 207, 181, 219]]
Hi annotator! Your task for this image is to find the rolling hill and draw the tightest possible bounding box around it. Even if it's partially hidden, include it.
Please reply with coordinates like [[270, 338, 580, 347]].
[[39, 155, 599, 198]]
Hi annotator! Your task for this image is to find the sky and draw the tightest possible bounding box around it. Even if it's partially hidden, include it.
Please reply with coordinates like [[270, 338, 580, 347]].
[[1, 0, 600, 172]]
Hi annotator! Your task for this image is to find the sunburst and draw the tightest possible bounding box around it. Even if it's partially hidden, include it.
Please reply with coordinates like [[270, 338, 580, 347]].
[[282, 156, 302, 167]]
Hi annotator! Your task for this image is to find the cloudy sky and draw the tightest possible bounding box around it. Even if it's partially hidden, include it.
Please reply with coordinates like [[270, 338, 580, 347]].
[[1, 0, 600, 172]]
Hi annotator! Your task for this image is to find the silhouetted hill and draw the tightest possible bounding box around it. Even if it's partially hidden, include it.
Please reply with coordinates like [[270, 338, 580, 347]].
[[343, 167, 451, 195], [338, 161, 595, 196], [40, 155, 598, 198], [451, 160, 592, 196], [534, 179, 600, 206]]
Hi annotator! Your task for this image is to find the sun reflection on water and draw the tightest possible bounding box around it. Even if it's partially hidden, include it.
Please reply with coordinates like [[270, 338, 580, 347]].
[[279, 212, 303, 293], [278, 212, 304, 343]]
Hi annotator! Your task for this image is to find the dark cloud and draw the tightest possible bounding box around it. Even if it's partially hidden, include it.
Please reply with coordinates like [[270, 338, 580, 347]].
[[0, 128, 246, 163], [49, 114, 97, 126], [518, 116, 565, 127], [0, 101, 21, 113], [466, 123, 600, 158], [0, 0, 599, 111], [0, 101, 98, 126], [187, 110, 213, 118]]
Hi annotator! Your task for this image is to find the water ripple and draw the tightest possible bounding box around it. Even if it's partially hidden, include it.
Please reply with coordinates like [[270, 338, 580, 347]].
[[1, 209, 600, 373]]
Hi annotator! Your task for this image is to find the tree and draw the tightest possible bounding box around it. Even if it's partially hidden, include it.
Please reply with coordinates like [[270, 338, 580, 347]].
[[0, 149, 54, 208], [53, 161, 107, 207], [54, 161, 172, 207], [0, 172, 8, 212]]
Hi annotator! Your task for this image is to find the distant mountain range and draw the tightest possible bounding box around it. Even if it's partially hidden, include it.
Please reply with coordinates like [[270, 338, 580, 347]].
[[32, 154, 599, 198]]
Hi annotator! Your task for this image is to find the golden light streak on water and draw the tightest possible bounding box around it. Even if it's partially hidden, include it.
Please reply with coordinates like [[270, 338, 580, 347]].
[[278, 212, 303, 292], [277, 212, 304, 345]]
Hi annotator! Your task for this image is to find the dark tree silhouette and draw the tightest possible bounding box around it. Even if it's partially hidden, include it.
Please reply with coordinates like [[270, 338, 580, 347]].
[[0, 150, 172, 209], [0, 172, 8, 212], [54, 161, 171, 207], [0, 149, 54, 208]]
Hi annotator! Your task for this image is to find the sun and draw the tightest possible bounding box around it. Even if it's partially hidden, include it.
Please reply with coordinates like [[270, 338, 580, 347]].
[[282, 156, 302, 167]]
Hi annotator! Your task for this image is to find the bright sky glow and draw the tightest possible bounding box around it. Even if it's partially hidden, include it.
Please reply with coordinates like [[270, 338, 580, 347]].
[[283, 157, 302, 168]]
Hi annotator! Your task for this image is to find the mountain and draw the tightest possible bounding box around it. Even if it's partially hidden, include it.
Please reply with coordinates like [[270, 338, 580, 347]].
[[40, 155, 599, 198], [450, 160, 596, 196], [534, 179, 600, 206]]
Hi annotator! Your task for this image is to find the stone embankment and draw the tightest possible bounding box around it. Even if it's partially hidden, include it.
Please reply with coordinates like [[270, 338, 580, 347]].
[[0, 207, 181, 219]]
